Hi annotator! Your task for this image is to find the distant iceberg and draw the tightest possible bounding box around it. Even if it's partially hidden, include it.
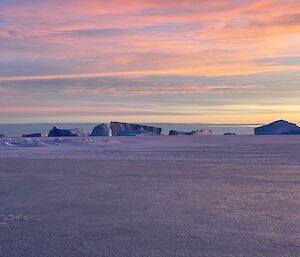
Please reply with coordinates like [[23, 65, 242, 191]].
[[23, 132, 47, 138], [169, 129, 212, 136], [110, 122, 162, 136], [48, 126, 88, 137], [0, 133, 5, 138], [90, 123, 111, 137], [254, 120, 300, 135]]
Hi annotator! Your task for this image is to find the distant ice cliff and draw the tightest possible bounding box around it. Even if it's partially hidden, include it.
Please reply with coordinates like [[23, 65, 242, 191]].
[[254, 120, 300, 135]]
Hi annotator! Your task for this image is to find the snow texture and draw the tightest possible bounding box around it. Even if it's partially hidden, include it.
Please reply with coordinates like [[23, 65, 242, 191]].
[[0, 136, 300, 257]]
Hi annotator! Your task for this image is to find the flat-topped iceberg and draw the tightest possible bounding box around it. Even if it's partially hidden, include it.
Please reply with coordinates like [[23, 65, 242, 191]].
[[254, 120, 300, 135], [90, 123, 111, 136], [110, 122, 162, 136], [23, 133, 47, 138], [169, 129, 212, 136], [48, 126, 88, 137]]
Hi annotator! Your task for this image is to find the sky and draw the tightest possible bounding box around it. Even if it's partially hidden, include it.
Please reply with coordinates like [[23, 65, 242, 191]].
[[0, 0, 300, 124]]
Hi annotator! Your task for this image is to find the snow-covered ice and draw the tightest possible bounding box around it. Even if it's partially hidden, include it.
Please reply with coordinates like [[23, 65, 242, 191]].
[[1, 135, 300, 165], [0, 136, 300, 257]]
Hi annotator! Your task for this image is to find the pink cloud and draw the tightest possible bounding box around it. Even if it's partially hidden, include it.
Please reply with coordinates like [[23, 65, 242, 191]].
[[1, 0, 300, 123], [62, 84, 263, 96]]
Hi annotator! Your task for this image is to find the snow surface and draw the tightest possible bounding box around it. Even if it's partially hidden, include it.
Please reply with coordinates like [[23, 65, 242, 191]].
[[1, 135, 300, 164], [0, 136, 300, 257]]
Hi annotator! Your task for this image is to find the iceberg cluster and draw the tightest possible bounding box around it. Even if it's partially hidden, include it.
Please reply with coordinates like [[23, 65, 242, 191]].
[[0, 121, 219, 138]]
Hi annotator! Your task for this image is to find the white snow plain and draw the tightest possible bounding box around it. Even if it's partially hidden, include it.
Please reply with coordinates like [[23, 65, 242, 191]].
[[0, 136, 300, 257]]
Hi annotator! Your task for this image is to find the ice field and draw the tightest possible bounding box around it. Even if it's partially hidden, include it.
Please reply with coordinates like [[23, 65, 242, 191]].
[[0, 136, 300, 257]]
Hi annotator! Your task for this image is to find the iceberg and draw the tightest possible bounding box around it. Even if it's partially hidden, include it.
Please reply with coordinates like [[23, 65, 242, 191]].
[[90, 123, 111, 137], [254, 120, 300, 135], [48, 126, 88, 137], [169, 129, 212, 136], [23, 133, 47, 138], [110, 122, 162, 136], [0, 134, 5, 138]]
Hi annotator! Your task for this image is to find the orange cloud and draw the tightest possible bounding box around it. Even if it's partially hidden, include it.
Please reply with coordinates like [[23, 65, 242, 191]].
[[1, 0, 300, 123], [62, 84, 259, 96]]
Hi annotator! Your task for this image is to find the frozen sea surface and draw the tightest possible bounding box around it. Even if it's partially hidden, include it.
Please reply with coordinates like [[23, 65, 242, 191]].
[[0, 136, 300, 257]]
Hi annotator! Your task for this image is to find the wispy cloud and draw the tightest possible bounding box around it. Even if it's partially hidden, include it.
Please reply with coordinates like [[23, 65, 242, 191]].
[[1, 0, 300, 123]]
